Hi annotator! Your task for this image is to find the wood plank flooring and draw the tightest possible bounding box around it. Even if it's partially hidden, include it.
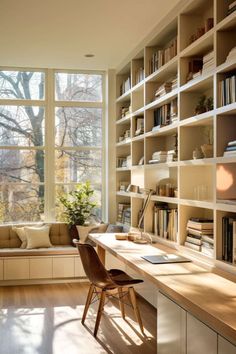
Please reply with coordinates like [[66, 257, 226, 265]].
[[0, 282, 157, 354]]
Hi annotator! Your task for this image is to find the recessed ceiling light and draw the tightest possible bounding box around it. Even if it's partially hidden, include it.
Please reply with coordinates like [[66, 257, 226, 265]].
[[84, 54, 95, 58]]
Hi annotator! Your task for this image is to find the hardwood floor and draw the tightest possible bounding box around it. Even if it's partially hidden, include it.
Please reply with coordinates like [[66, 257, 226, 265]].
[[0, 282, 157, 354]]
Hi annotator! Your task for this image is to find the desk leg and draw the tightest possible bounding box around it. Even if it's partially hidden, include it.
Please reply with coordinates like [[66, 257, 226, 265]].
[[97, 245, 105, 265]]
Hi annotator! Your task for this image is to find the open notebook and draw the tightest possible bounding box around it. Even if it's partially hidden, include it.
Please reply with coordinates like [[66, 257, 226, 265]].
[[142, 254, 191, 264]]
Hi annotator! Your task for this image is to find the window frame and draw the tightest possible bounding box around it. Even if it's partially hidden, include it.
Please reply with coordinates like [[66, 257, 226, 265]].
[[0, 67, 106, 223]]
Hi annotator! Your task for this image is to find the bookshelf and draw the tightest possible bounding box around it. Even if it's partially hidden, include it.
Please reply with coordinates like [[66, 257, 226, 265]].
[[114, 0, 236, 276]]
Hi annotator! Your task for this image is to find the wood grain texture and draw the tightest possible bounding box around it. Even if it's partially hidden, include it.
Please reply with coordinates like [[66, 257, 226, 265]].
[[0, 282, 156, 354], [89, 233, 236, 345]]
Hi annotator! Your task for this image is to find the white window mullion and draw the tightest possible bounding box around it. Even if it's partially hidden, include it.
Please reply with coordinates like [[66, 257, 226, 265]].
[[44, 69, 55, 222]]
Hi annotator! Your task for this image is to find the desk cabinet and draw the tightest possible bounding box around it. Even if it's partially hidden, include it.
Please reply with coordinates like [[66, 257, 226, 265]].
[[157, 291, 186, 354], [218, 336, 236, 354], [186, 313, 217, 354]]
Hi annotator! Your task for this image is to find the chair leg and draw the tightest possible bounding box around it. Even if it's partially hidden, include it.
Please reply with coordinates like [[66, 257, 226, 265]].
[[128, 287, 144, 334], [118, 287, 125, 319], [82, 284, 95, 324], [94, 289, 106, 337]]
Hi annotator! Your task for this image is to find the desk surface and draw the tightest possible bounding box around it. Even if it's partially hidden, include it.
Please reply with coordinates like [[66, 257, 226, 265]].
[[89, 233, 236, 344]]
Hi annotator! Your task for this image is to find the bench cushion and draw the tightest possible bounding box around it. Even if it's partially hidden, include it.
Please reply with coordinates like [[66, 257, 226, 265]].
[[0, 223, 71, 248], [0, 246, 78, 257]]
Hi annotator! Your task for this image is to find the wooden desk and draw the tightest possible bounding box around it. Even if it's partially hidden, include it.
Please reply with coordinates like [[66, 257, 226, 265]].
[[89, 233, 236, 347]]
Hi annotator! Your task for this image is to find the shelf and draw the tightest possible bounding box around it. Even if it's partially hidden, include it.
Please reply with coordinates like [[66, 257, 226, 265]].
[[116, 90, 131, 103], [180, 28, 214, 58], [131, 164, 144, 170], [145, 122, 178, 137], [132, 80, 145, 93], [179, 158, 215, 166], [132, 107, 145, 117], [215, 202, 236, 212], [217, 59, 236, 75], [215, 156, 236, 164], [116, 115, 132, 125], [180, 73, 213, 93], [145, 56, 178, 84], [179, 199, 214, 209], [151, 196, 179, 204], [216, 11, 236, 31], [132, 134, 144, 142], [145, 161, 179, 169], [145, 88, 178, 111], [179, 111, 214, 127], [216, 102, 236, 115], [116, 167, 131, 172], [116, 139, 131, 147], [116, 191, 131, 197]]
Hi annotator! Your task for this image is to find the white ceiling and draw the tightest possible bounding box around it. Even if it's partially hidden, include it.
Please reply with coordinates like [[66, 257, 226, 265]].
[[0, 0, 183, 71]]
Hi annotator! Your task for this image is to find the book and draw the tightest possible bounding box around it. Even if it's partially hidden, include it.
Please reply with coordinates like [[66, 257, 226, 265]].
[[202, 235, 214, 244], [187, 220, 213, 230], [184, 241, 201, 251], [229, 0, 236, 10], [186, 236, 202, 246], [187, 227, 213, 236]]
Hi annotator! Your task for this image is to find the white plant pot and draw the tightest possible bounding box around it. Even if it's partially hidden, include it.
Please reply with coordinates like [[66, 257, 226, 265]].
[[76, 225, 96, 243]]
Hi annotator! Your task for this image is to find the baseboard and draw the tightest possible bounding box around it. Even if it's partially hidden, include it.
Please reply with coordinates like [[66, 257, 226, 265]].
[[0, 276, 88, 286]]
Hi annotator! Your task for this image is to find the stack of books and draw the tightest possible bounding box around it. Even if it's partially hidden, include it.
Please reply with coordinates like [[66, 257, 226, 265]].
[[149, 151, 167, 164], [228, 1, 236, 15], [154, 82, 172, 98], [202, 51, 214, 74], [223, 140, 236, 157], [120, 77, 131, 96], [117, 203, 130, 223], [218, 73, 236, 106], [166, 149, 177, 162], [184, 217, 214, 255], [222, 216, 236, 263], [170, 98, 178, 122], [153, 203, 177, 241]]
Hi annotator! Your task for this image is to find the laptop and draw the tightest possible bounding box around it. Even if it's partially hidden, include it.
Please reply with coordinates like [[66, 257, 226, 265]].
[[142, 254, 191, 264]]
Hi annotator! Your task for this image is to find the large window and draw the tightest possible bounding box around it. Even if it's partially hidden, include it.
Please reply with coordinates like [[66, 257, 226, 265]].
[[0, 69, 104, 223]]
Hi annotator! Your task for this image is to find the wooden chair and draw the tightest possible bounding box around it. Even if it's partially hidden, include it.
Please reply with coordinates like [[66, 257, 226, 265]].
[[73, 240, 144, 337]]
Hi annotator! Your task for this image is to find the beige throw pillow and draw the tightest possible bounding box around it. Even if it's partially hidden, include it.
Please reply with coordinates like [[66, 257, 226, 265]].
[[25, 225, 52, 249], [12, 227, 27, 249]]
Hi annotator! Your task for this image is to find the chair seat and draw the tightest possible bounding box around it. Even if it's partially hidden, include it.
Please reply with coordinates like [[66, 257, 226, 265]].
[[108, 268, 143, 287]]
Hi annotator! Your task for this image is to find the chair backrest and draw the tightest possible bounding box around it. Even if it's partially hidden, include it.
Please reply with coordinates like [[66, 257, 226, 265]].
[[74, 241, 115, 288]]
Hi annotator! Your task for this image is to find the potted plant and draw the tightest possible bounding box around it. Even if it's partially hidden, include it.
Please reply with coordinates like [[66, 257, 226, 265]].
[[59, 181, 97, 240]]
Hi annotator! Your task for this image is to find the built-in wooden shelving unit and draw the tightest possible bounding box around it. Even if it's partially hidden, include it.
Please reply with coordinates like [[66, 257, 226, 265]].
[[114, 0, 236, 275]]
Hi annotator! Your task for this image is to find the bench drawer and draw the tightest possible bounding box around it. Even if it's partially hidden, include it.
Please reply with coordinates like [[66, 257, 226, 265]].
[[4, 258, 29, 280], [30, 258, 53, 279], [53, 257, 74, 278]]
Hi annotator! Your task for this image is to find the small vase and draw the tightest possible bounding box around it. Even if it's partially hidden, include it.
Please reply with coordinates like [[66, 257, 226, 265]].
[[201, 144, 213, 158]]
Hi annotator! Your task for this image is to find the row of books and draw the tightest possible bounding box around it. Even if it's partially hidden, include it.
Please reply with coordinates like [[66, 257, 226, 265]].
[[117, 203, 131, 225], [120, 77, 131, 96], [218, 73, 236, 107], [184, 218, 214, 257], [222, 216, 236, 263], [153, 204, 177, 241], [149, 37, 177, 75], [134, 67, 144, 85], [117, 155, 131, 168], [202, 51, 214, 74], [228, 0, 236, 15], [154, 76, 178, 99], [223, 139, 236, 157], [153, 98, 178, 128]]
